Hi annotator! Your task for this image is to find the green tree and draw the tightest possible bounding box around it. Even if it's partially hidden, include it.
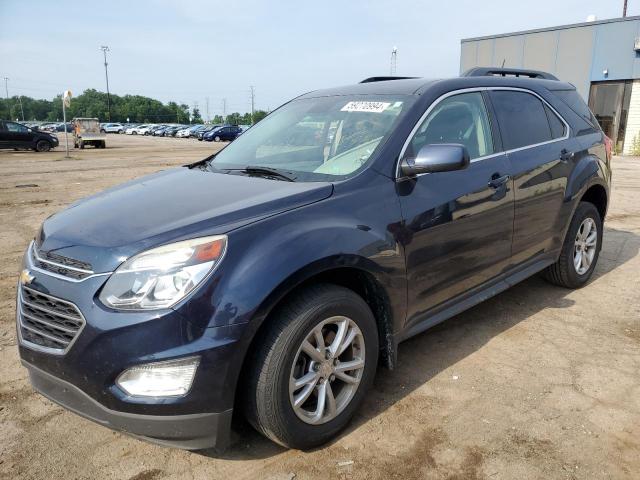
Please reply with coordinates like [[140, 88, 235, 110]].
[[191, 107, 203, 124], [212, 114, 224, 124]]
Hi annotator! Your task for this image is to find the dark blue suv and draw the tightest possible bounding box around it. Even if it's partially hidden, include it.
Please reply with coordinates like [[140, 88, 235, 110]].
[[17, 69, 611, 450]]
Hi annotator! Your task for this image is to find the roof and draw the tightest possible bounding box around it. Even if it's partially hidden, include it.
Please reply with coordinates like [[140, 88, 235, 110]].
[[462, 15, 640, 43], [297, 75, 575, 100]]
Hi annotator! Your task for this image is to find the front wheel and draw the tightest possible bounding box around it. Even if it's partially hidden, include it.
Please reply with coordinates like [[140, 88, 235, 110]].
[[35, 140, 51, 152], [214, 135, 221, 142], [543, 202, 602, 288], [244, 284, 378, 449]]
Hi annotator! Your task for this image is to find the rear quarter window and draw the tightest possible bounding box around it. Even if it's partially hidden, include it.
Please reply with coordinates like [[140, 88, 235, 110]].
[[552, 89, 599, 129], [490, 91, 552, 150]]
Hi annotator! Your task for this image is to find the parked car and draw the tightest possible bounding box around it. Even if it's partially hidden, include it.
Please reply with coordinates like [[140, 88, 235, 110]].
[[16, 68, 611, 451], [204, 125, 242, 142], [0, 120, 59, 151], [103, 123, 125, 134], [175, 126, 194, 138], [125, 124, 149, 135], [188, 125, 207, 138], [152, 126, 170, 136], [164, 125, 184, 137], [55, 123, 74, 132], [197, 125, 220, 140]]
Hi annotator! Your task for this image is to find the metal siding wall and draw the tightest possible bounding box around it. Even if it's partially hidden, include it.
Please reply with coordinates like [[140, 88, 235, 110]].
[[555, 26, 595, 100], [460, 41, 478, 73], [477, 39, 494, 66], [522, 31, 558, 73], [493, 36, 524, 67], [591, 20, 640, 82]]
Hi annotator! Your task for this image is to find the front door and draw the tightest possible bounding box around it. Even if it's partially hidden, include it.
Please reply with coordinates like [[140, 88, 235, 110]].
[[5, 121, 32, 148], [398, 91, 514, 329]]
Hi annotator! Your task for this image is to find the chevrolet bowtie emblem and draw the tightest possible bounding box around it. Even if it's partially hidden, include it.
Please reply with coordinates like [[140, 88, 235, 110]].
[[20, 269, 34, 285]]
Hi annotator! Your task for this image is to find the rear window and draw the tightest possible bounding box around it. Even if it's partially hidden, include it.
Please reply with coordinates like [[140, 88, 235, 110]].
[[552, 89, 599, 129], [490, 91, 552, 150]]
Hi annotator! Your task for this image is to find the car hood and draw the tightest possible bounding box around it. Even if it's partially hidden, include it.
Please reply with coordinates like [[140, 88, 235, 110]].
[[38, 167, 333, 272]]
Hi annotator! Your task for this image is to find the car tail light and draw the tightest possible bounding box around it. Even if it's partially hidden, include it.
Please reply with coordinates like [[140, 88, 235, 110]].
[[604, 135, 613, 162]]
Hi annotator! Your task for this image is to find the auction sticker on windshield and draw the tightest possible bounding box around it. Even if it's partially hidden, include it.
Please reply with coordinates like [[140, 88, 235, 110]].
[[341, 101, 391, 113]]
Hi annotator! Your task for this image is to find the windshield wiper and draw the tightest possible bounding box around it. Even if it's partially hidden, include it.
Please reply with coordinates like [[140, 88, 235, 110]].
[[233, 166, 297, 182]]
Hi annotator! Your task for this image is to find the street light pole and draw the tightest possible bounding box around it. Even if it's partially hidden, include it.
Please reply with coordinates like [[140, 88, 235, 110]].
[[100, 46, 112, 121], [623, 0, 628, 17]]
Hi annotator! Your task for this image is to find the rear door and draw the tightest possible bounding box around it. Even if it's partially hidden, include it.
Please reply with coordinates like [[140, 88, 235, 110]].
[[399, 91, 514, 329], [488, 89, 576, 265]]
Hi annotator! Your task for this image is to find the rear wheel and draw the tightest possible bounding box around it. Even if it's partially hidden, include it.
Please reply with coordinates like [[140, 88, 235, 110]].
[[244, 284, 378, 449], [118, 129, 123, 134], [35, 140, 51, 152], [543, 202, 602, 288]]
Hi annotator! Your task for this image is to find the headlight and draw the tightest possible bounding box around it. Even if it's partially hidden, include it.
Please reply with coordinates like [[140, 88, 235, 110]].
[[99, 235, 227, 310]]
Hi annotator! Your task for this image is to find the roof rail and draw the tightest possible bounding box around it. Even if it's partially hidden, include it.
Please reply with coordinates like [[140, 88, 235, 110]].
[[462, 67, 559, 81], [359, 76, 418, 83]]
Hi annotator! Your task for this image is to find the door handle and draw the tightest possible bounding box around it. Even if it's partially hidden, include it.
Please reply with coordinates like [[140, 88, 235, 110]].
[[560, 148, 574, 162], [489, 174, 510, 189]]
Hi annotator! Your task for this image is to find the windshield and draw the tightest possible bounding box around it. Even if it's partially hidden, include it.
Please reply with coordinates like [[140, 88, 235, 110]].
[[209, 95, 412, 181]]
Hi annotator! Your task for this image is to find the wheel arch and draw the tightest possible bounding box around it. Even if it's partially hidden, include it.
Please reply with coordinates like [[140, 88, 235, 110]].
[[579, 183, 608, 221], [231, 260, 397, 417]]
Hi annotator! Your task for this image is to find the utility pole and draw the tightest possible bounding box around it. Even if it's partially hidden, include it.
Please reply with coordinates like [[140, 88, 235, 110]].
[[390, 47, 398, 76], [623, 0, 628, 17], [221, 98, 227, 123], [18, 95, 24, 121], [205, 97, 209, 122], [3, 77, 11, 119], [249, 86, 255, 124], [100, 46, 112, 121]]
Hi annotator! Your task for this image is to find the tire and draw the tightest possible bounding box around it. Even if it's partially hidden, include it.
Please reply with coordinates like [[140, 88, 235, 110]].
[[35, 140, 51, 152], [100, 129, 106, 134], [79, 141, 85, 149], [118, 129, 123, 134], [243, 284, 378, 449], [214, 135, 221, 142], [100, 141, 106, 149], [543, 201, 602, 288]]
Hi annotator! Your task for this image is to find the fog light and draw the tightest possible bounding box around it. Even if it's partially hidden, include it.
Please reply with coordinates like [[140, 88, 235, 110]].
[[116, 356, 200, 397]]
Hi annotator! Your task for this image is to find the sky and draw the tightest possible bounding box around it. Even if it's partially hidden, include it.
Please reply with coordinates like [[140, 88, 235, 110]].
[[0, 0, 638, 119]]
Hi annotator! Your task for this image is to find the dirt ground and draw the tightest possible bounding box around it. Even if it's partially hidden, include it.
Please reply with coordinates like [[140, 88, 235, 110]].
[[0, 134, 638, 480]]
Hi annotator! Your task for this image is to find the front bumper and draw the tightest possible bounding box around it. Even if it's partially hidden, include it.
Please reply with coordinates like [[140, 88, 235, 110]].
[[24, 360, 232, 450]]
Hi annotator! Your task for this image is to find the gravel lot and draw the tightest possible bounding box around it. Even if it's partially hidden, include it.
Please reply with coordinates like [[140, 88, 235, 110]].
[[0, 134, 638, 480]]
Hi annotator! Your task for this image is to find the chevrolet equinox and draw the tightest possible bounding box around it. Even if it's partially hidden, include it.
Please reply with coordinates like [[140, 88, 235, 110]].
[[17, 68, 611, 450]]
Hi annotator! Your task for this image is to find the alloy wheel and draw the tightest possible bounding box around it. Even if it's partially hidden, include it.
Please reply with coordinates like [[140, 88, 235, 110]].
[[289, 316, 365, 425], [573, 217, 597, 275]]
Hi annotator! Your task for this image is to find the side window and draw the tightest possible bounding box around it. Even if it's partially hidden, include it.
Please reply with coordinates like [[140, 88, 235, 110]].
[[408, 92, 494, 160], [6, 122, 28, 133], [544, 104, 566, 139], [491, 91, 552, 149]]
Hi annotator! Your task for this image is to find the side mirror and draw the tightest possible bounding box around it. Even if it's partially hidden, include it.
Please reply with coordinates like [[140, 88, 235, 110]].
[[400, 144, 470, 177]]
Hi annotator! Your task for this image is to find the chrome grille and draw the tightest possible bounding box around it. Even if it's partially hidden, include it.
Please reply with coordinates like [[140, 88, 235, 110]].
[[31, 243, 94, 280], [18, 285, 85, 354]]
